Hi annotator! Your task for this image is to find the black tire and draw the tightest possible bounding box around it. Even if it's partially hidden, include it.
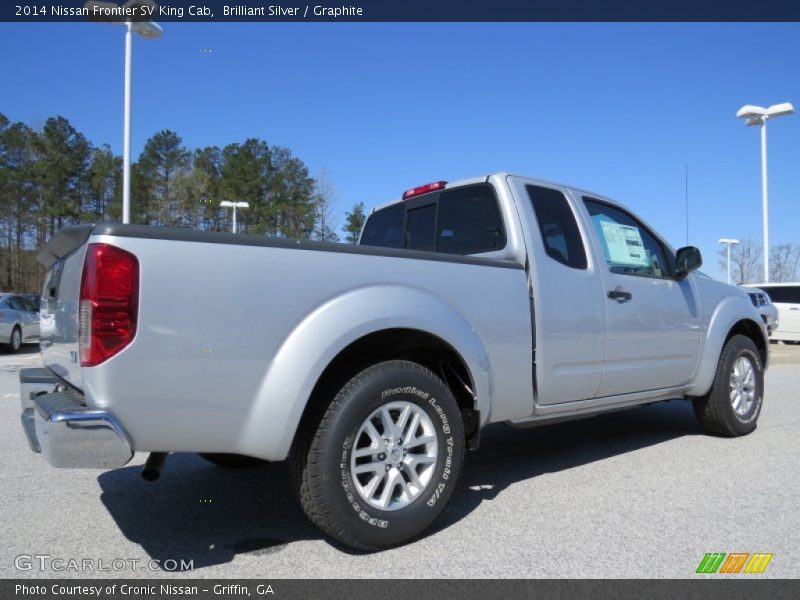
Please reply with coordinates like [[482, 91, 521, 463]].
[[693, 334, 764, 437], [198, 453, 268, 468], [5, 327, 22, 353], [292, 360, 465, 550]]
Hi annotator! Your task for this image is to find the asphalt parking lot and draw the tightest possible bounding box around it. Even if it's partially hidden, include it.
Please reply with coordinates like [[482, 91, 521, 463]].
[[1, 343, 798, 579]]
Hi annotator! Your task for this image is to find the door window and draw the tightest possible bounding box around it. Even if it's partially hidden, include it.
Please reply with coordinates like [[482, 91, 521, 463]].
[[9, 296, 27, 311], [584, 198, 671, 279]]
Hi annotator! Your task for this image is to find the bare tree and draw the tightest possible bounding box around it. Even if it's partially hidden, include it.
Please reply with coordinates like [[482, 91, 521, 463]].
[[718, 237, 762, 284], [313, 168, 340, 242], [769, 243, 800, 282]]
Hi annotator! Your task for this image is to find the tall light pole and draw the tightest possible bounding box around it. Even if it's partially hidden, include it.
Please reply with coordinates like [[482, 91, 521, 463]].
[[719, 238, 740, 285], [220, 201, 250, 234], [736, 102, 795, 283], [86, 1, 163, 224]]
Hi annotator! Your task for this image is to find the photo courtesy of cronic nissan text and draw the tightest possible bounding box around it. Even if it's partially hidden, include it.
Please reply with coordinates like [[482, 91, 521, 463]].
[[0, 1, 798, 599]]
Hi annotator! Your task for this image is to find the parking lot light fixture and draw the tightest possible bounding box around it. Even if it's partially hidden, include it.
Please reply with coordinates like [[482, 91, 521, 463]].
[[718, 238, 740, 285], [220, 201, 250, 234], [85, 1, 163, 225], [736, 102, 795, 283]]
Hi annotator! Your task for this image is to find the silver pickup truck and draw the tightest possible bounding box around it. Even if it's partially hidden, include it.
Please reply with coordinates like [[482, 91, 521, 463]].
[[20, 173, 768, 550]]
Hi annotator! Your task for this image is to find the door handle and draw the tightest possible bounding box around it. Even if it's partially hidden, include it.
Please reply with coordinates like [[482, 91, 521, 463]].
[[607, 289, 632, 302], [790, 307, 799, 311]]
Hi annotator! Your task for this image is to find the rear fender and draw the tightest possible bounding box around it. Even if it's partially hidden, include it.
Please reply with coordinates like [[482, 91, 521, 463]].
[[239, 284, 492, 460]]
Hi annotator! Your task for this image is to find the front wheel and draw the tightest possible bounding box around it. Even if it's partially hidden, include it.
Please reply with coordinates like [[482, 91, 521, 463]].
[[5, 327, 22, 353], [693, 334, 764, 437], [293, 360, 465, 550]]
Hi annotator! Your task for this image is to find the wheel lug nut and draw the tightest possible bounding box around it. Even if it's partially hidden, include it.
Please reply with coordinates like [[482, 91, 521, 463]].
[[378, 453, 386, 460]]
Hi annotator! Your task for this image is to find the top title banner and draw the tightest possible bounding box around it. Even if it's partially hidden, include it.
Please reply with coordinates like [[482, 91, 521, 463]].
[[4, 0, 800, 22]]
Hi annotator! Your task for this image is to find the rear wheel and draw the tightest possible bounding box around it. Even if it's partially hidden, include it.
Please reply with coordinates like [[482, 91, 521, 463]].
[[693, 334, 764, 437], [292, 360, 465, 550], [198, 453, 267, 468]]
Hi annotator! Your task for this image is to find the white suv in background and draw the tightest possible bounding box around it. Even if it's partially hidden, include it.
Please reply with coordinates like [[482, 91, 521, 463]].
[[744, 283, 799, 342]]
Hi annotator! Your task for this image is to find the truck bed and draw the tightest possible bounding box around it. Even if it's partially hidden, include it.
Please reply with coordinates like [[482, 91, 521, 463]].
[[38, 223, 532, 459]]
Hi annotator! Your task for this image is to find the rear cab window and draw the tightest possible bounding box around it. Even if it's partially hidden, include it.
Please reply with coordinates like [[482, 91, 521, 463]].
[[360, 183, 506, 256], [406, 204, 437, 251], [359, 202, 404, 248]]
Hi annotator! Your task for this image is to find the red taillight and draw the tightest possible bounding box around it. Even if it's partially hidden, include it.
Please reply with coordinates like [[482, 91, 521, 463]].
[[79, 243, 139, 367], [402, 181, 447, 200]]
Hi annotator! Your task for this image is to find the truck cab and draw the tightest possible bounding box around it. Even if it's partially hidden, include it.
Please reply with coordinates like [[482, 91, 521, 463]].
[[360, 173, 766, 416]]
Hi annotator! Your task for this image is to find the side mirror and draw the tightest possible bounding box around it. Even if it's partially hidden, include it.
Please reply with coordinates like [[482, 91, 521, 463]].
[[674, 246, 702, 278]]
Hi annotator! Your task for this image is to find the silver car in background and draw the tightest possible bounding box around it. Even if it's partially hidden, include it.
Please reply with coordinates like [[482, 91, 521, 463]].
[[0, 293, 40, 352]]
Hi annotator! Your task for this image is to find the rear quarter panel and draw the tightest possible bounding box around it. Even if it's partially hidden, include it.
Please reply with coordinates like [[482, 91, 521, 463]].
[[81, 234, 532, 460]]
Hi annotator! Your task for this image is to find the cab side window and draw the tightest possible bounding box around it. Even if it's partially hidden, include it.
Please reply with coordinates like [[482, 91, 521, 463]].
[[527, 185, 587, 269], [584, 198, 671, 279]]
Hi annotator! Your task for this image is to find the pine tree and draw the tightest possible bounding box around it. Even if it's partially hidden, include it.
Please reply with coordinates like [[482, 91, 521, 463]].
[[343, 202, 366, 244]]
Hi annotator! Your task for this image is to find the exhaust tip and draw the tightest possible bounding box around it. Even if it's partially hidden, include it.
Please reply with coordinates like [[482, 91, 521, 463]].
[[141, 452, 168, 482]]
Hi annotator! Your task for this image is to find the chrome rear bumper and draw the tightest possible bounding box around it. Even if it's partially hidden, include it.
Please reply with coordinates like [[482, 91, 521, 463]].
[[19, 369, 133, 469]]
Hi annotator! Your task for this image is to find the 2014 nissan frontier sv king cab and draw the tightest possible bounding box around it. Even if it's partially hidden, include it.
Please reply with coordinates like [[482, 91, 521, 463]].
[[20, 173, 768, 550]]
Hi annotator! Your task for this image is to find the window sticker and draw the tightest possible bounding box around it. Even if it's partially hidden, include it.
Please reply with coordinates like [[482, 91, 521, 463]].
[[599, 221, 648, 267]]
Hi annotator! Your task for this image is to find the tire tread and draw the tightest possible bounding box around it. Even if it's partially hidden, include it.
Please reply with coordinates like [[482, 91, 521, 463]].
[[292, 360, 462, 550], [693, 334, 762, 437]]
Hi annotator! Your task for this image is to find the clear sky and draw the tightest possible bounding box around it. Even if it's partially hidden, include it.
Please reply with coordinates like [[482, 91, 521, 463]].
[[1, 22, 798, 281]]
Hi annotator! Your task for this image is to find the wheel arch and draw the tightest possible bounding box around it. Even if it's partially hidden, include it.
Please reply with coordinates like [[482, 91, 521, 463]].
[[724, 319, 768, 367], [238, 284, 492, 460], [295, 328, 481, 454], [688, 296, 768, 398]]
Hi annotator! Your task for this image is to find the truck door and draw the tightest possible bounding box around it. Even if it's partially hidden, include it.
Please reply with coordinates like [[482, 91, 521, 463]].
[[582, 197, 703, 396], [513, 182, 606, 405]]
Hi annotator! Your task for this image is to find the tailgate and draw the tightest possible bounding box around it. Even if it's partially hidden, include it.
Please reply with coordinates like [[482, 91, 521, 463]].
[[38, 225, 94, 391]]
